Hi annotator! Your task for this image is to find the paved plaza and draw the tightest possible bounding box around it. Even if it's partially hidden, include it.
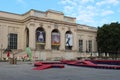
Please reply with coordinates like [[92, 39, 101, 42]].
[[0, 62, 120, 80]]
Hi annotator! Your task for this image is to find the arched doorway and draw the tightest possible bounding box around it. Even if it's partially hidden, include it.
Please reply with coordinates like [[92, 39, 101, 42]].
[[65, 31, 73, 50], [36, 27, 45, 50], [51, 29, 60, 50]]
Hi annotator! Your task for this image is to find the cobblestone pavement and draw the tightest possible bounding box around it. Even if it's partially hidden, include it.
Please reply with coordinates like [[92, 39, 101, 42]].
[[0, 62, 120, 80]]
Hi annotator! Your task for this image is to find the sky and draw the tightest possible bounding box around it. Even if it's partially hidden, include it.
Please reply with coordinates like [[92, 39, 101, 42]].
[[0, 0, 120, 27]]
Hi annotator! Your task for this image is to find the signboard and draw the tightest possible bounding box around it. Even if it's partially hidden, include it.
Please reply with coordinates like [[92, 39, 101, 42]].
[[51, 32, 60, 45], [36, 31, 45, 44], [66, 34, 73, 46]]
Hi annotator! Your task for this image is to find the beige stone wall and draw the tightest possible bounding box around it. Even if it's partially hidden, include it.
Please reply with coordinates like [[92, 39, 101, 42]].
[[46, 10, 64, 21], [0, 9, 97, 60], [76, 25, 97, 58], [0, 11, 22, 20], [0, 21, 22, 49]]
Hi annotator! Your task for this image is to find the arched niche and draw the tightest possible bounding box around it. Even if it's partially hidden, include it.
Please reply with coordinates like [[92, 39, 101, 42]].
[[51, 29, 60, 50], [25, 27, 29, 47]]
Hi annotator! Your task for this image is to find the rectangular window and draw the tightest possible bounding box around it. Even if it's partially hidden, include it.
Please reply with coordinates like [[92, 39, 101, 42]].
[[79, 40, 83, 52], [8, 33, 17, 49], [88, 40, 92, 52]]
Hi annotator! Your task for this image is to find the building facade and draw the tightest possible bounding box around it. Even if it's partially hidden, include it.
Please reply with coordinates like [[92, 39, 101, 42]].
[[0, 9, 97, 60]]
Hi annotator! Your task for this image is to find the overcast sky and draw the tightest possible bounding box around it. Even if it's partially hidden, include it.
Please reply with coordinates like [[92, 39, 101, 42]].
[[0, 0, 120, 27]]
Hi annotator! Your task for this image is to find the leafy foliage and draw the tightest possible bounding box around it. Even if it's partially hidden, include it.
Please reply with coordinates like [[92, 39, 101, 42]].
[[96, 22, 120, 57]]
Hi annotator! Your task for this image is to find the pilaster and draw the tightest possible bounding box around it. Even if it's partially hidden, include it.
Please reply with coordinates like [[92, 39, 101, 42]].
[[59, 27, 65, 51], [45, 25, 51, 50], [72, 29, 78, 51], [29, 23, 35, 50]]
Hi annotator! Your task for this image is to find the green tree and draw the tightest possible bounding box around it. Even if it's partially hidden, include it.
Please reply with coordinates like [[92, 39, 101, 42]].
[[96, 22, 120, 58]]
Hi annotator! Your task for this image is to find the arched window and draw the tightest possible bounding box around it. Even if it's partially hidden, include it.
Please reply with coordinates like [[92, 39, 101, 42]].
[[65, 31, 73, 50], [36, 27, 45, 50], [51, 29, 60, 50]]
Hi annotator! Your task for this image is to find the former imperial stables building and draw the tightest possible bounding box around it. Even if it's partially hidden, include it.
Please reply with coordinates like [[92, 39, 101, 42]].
[[0, 9, 97, 60]]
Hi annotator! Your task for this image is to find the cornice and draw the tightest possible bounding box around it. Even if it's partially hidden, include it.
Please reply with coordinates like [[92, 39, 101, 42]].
[[0, 17, 23, 24], [0, 17, 22, 23], [77, 28, 97, 33], [0, 10, 22, 16], [0, 16, 77, 26], [24, 16, 77, 26]]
